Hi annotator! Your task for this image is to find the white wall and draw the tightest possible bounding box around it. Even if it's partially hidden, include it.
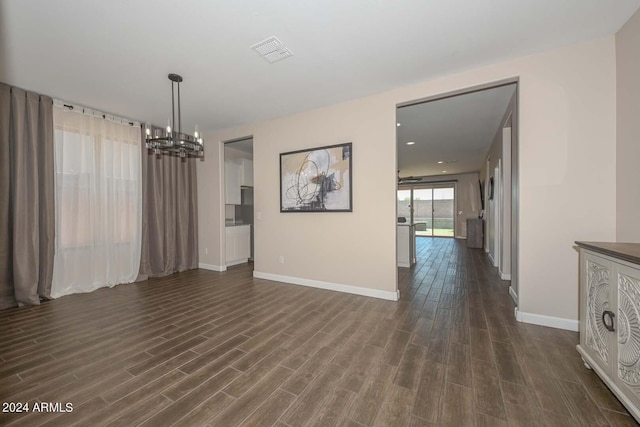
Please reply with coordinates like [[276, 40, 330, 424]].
[[224, 144, 252, 163], [616, 8, 640, 243], [198, 36, 617, 327], [501, 126, 512, 281], [480, 93, 515, 282]]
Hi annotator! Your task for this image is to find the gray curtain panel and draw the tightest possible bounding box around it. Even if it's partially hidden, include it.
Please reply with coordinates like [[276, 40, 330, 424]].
[[0, 83, 55, 309], [138, 127, 199, 279]]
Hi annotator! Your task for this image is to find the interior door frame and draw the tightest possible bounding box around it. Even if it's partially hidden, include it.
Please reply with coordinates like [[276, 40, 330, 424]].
[[222, 135, 254, 271], [396, 77, 520, 310]]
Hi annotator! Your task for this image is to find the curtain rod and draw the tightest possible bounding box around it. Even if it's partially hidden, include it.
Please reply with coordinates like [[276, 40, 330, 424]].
[[53, 98, 141, 127]]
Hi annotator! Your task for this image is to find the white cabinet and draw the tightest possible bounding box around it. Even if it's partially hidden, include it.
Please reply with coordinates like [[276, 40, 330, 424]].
[[397, 224, 416, 268], [225, 159, 252, 204], [225, 161, 241, 205], [226, 225, 251, 266], [580, 251, 615, 374], [577, 243, 640, 423], [240, 159, 253, 187]]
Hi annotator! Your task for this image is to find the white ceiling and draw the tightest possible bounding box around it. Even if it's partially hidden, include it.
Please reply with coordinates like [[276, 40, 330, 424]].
[[397, 84, 516, 178], [1, 0, 638, 136]]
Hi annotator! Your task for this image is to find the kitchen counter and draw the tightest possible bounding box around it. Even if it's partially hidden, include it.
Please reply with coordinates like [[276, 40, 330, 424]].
[[397, 224, 416, 267]]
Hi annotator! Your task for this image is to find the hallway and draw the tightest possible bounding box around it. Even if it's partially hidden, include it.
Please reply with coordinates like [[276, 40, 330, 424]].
[[401, 237, 636, 426]]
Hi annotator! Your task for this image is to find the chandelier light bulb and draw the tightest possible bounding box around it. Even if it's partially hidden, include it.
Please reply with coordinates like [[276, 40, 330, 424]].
[[145, 74, 204, 158]]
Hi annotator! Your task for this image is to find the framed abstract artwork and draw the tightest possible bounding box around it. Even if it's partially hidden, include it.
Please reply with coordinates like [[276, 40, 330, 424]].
[[280, 142, 352, 212]]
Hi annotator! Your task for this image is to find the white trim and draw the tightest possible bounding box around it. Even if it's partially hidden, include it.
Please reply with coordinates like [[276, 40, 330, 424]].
[[398, 261, 411, 268], [455, 235, 467, 239], [488, 253, 495, 265], [253, 271, 399, 301], [198, 263, 227, 272], [514, 308, 578, 332], [509, 285, 517, 303], [501, 272, 512, 280]]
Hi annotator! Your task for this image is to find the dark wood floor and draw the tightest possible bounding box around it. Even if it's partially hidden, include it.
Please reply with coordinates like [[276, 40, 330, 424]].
[[1, 238, 637, 426]]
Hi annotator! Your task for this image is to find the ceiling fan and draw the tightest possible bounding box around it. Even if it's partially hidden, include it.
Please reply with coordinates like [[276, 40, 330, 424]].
[[398, 175, 422, 185]]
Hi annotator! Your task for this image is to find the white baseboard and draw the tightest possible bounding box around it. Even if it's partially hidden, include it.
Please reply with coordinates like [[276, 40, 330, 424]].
[[515, 307, 579, 332], [253, 271, 399, 301], [455, 235, 467, 239], [501, 272, 512, 280], [398, 261, 411, 268], [488, 253, 495, 265], [509, 286, 517, 303], [199, 263, 227, 272]]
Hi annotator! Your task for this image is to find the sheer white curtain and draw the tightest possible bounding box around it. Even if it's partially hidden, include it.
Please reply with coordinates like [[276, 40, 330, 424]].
[[51, 105, 142, 297]]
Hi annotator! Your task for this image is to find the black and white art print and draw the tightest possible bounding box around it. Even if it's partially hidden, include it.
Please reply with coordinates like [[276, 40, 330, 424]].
[[280, 142, 352, 212]]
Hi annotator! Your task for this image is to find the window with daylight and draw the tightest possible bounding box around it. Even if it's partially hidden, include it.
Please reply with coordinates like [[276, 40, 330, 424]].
[[51, 106, 142, 297]]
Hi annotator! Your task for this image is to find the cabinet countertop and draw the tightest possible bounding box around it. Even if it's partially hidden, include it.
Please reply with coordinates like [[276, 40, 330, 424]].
[[576, 241, 640, 265]]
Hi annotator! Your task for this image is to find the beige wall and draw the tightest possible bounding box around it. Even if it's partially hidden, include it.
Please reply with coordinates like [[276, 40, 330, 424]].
[[199, 96, 397, 293], [616, 8, 640, 243], [199, 36, 617, 325]]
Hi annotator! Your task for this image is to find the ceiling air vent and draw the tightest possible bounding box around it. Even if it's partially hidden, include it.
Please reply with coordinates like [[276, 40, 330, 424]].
[[251, 36, 293, 63]]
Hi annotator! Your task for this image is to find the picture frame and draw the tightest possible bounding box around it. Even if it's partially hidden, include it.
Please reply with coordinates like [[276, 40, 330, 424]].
[[280, 142, 352, 212]]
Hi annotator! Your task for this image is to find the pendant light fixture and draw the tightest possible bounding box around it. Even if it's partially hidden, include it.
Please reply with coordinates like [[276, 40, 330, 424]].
[[145, 73, 204, 158]]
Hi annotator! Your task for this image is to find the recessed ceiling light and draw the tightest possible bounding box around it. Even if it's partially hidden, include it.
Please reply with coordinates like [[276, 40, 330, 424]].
[[442, 170, 447, 173], [397, 123, 401, 127], [437, 161, 444, 164], [406, 141, 415, 145]]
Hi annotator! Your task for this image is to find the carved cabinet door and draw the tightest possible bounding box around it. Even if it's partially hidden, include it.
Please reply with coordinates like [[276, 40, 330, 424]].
[[582, 251, 615, 375], [616, 263, 640, 407]]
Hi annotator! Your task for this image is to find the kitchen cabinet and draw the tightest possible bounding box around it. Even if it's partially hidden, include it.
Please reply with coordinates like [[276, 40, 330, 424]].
[[240, 159, 253, 187], [467, 218, 483, 248], [226, 225, 251, 266], [397, 224, 416, 267], [576, 242, 640, 423], [225, 161, 241, 205]]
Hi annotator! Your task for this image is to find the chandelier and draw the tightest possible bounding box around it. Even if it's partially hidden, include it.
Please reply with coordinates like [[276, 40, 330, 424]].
[[145, 73, 204, 158]]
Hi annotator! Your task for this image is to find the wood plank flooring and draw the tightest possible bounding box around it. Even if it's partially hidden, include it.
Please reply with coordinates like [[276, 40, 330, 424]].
[[1, 238, 637, 426]]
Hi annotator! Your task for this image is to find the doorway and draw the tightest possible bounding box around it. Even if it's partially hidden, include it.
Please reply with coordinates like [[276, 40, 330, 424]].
[[396, 78, 519, 308], [223, 137, 254, 267]]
